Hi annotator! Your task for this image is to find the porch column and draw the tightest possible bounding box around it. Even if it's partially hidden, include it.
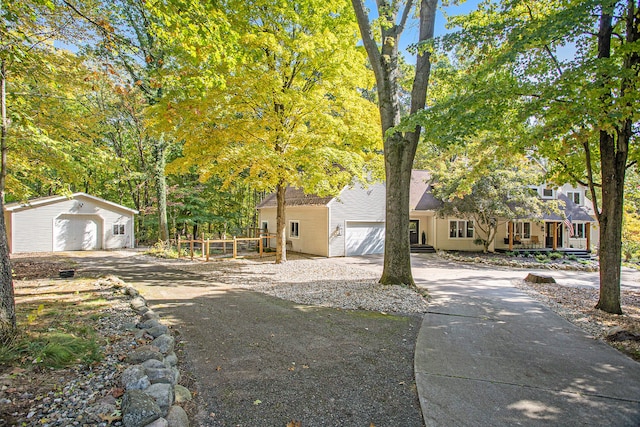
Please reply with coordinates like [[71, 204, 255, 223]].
[[553, 222, 558, 250], [586, 222, 591, 251], [508, 221, 514, 251]]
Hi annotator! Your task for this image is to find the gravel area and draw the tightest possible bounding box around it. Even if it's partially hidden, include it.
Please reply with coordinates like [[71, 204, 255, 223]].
[[1, 278, 140, 427], [163, 255, 429, 314]]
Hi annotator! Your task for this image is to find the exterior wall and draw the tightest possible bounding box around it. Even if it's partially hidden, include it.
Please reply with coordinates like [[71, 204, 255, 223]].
[[409, 212, 434, 246], [258, 206, 329, 257], [328, 182, 386, 257], [8, 195, 135, 253], [433, 217, 481, 252], [286, 206, 329, 257]]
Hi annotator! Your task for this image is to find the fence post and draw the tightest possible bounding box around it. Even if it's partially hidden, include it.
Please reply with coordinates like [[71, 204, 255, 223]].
[[190, 239, 194, 260], [259, 234, 263, 257], [177, 237, 181, 258], [233, 236, 237, 259], [206, 239, 210, 261], [201, 233, 205, 259]]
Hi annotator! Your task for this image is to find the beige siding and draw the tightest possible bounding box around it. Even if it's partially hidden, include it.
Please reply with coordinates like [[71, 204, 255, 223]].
[[258, 206, 329, 257], [433, 217, 481, 252], [409, 212, 434, 246]]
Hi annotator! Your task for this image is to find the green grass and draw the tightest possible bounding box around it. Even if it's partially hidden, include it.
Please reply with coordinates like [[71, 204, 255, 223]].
[[0, 294, 107, 369]]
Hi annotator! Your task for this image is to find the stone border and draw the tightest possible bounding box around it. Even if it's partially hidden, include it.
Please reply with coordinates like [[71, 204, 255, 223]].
[[119, 286, 192, 427], [438, 251, 599, 272]]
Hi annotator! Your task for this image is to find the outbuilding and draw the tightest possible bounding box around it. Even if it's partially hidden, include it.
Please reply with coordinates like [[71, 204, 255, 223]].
[[4, 192, 138, 253]]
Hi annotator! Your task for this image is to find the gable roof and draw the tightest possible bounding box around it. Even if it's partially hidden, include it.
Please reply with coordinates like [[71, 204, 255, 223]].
[[5, 192, 139, 214], [542, 194, 595, 222], [256, 187, 335, 209], [410, 170, 443, 211]]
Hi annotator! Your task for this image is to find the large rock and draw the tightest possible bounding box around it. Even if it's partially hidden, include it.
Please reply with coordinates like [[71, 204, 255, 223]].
[[131, 296, 147, 311], [121, 365, 151, 391], [127, 346, 164, 364], [164, 352, 178, 367], [145, 383, 174, 415], [152, 334, 175, 355], [144, 418, 168, 427], [121, 390, 162, 427], [147, 325, 170, 338], [174, 385, 192, 403], [142, 359, 167, 370], [142, 310, 161, 321], [146, 367, 175, 385], [524, 273, 556, 284], [166, 405, 190, 427]]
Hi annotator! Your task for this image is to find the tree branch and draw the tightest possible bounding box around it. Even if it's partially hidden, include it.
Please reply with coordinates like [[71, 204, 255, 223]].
[[351, 0, 383, 83]]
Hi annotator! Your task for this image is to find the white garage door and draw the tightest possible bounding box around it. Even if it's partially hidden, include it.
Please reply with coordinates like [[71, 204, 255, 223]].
[[345, 222, 385, 256], [54, 214, 102, 251]]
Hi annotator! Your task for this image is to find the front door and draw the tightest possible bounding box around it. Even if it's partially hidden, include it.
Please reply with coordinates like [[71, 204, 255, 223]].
[[409, 220, 419, 245], [545, 222, 563, 248]]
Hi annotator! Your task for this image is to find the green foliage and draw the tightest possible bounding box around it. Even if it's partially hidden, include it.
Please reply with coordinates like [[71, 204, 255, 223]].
[[549, 252, 564, 260], [535, 254, 549, 263]]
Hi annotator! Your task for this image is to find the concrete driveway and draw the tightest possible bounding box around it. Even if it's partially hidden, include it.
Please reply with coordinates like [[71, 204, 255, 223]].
[[333, 254, 640, 426]]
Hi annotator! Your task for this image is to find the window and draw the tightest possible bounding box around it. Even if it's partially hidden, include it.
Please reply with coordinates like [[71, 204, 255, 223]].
[[573, 223, 586, 238], [567, 191, 582, 205], [514, 221, 531, 239], [261, 221, 268, 232], [542, 187, 554, 198], [289, 221, 299, 238], [113, 224, 125, 235], [449, 220, 473, 238]]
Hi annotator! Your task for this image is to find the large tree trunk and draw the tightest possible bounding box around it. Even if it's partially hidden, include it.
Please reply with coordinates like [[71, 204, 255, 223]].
[[352, 0, 437, 286], [153, 137, 169, 241], [592, 5, 637, 314], [275, 182, 287, 264], [596, 129, 625, 314], [0, 60, 16, 343]]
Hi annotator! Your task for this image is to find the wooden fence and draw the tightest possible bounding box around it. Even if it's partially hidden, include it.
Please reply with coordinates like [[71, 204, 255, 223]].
[[177, 234, 276, 260]]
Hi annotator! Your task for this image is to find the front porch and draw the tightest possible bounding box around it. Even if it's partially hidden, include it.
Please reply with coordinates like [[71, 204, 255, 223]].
[[495, 247, 593, 259], [497, 220, 593, 253]]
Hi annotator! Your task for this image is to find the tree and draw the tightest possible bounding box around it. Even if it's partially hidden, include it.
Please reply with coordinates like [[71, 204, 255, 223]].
[[351, 0, 438, 286], [153, 0, 381, 263], [431, 154, 551, 253], [414, 0, 639, 314]]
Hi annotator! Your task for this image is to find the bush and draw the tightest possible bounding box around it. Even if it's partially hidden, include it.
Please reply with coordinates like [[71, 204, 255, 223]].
[[505, 251, 517, 257], [535, 253, 548, 262], [549, 252, 564, 260]]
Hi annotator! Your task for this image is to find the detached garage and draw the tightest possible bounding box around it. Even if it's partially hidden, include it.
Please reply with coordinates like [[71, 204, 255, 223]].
[[4, 193, 138, 254]]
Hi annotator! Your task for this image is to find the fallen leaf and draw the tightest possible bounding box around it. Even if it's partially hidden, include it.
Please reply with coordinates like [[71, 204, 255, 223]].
[[111, 387, 125, 398], [253, 399, 262, 405], [287, 421, 302, 427], [216, 366, 222, 371]]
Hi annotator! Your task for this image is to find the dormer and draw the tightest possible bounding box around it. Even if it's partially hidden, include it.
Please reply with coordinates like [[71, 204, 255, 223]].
[[539, 185, 556, 199], [566, 189, 583, 206]]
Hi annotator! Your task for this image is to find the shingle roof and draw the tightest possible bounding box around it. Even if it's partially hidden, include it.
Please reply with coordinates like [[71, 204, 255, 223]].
[[4, 192, 139, 214], [256, 187, 335, 208], [542, 194, 595, 222], [410, 170, 443, 211]]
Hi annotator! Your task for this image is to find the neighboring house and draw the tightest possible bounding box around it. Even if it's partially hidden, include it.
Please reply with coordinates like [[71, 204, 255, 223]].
[[4, 193, 138, 254], [257, 171, 599, 257]]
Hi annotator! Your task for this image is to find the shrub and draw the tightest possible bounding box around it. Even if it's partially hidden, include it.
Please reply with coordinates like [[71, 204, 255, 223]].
[[549, 252, 564, 260], [535, 253, 548, 262]]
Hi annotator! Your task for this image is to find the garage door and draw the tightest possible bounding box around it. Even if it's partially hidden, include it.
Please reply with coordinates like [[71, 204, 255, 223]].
[[54, 214, 102, 251], [345, 222, 385, 256]]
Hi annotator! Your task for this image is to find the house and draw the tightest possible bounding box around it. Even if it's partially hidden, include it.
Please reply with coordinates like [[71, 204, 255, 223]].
[[4, 193, 138, 253], [257, 171, 599, 257]]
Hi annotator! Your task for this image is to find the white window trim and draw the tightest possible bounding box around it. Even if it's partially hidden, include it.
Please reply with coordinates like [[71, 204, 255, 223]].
[[449, 219, 474, 239], [571, 223, 587, 239], [541, 187, 555, 199], [567, 191, 582, 205], [113, 224, 125, 235], [513, 221, 531, 239], [289, 220, 300, 239]]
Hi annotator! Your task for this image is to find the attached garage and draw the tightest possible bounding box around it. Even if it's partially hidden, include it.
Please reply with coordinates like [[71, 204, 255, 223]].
[[345, 221, 385, 256], [5, 193, 137, 254]]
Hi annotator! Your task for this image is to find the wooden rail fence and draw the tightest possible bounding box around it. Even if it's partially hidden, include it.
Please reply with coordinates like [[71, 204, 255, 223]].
[[177, 234, 276, 260]]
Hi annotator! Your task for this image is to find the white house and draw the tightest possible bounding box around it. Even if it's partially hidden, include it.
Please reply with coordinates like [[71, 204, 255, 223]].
[[257, 171, 599, 257], [4, 193, 138, 253]]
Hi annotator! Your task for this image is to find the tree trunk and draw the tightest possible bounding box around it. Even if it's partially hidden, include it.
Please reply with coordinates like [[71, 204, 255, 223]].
[[153, 136, 169, 242], [596, 130, 625, 314], [0, 60, 16, 343], [351, 0, 437, 286], [380, 133, 415, 285], [275, 182, 287, 264]]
